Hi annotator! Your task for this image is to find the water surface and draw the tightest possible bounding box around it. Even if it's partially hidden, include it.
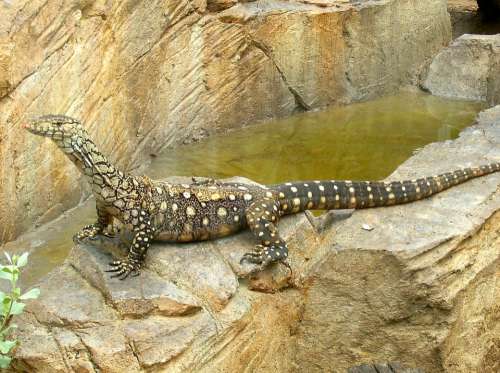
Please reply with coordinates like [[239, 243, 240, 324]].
[[149, 91, 485, 182], [3, 91, 485, 285]]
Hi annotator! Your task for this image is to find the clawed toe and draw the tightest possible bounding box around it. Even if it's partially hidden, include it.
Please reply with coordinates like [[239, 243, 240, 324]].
[[240, 243, 291, 274], [105, 260, 140, 280], [240, 252, 263, 265]]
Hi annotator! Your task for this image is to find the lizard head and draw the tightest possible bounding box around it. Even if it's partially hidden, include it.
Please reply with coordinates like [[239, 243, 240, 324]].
[[23, 115, 87, 139]]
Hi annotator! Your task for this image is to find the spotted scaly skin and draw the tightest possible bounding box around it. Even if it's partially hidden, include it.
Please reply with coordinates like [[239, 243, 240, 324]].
[[24, 115, 500, 279]]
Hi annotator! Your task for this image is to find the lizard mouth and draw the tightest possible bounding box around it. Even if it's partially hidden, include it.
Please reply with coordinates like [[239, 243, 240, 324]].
[[22, 120, 51, 137]]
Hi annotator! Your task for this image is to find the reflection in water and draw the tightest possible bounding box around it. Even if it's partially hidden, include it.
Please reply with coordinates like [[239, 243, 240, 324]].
[[3, 91, 485, 286], [148, 91, 485, 182]]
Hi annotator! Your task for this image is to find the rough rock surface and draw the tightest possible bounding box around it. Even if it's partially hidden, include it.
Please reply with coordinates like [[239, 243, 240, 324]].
[[295, 105, 500, 373], [10, 106, 500, 372], [423, 34, 500, 105], [448, 0, 480, 38], [0, 0, 451, 242]]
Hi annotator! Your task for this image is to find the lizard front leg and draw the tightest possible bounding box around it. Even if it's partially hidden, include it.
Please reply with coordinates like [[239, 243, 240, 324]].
[[240, 198, 289, 270], [73, 203, 112, 243], [106, 210, 155, 280]]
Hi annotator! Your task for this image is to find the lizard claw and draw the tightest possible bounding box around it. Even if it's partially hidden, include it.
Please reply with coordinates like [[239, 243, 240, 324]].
[[240, 244, 291, 274], [240, 245, 265, 264], [240, 252, 264, 265], [105, 260, 140, 280], [73, 224, 102, 243]]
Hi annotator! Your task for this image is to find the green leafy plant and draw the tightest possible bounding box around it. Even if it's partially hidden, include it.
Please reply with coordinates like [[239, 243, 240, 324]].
[[0, 252, 40, 369]]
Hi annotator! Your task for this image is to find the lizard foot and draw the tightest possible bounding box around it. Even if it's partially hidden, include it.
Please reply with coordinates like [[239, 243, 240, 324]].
[[73, 224, 103, 243], [240, 243, 288, 268], [105, 260, 141, 280], [240, 245, 292, 276]]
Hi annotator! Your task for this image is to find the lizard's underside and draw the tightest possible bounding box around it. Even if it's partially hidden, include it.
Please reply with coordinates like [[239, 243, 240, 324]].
[[24, 115, 500, 279]]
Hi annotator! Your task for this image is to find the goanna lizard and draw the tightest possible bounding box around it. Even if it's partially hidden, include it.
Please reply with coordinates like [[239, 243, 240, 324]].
[[24, 115, 500, 279]]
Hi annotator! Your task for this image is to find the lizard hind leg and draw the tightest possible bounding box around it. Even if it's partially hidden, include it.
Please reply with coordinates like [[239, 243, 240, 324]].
[[240, 198, 289, 270]]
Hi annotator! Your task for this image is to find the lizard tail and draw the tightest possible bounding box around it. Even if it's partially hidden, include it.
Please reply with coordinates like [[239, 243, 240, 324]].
[[273, 162, 500, 214]]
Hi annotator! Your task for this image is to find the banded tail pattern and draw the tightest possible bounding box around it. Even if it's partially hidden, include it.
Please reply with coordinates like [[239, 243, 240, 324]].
[[274, 163, 500, 214]]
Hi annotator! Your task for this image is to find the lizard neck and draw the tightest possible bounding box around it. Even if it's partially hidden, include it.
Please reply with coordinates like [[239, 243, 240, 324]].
[[55, 134, 127, 205]]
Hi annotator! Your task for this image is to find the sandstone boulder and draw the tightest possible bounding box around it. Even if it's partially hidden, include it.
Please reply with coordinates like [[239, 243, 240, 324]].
[[294, 105, 500, 373], [423, 34, 500, 105], [9, 106, 500, 372], [0, 0, 451, 242]]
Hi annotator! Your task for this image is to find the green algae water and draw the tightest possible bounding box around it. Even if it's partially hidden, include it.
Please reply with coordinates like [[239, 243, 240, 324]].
[[148, 91, 485, 183], [4, 91, 485, 285]]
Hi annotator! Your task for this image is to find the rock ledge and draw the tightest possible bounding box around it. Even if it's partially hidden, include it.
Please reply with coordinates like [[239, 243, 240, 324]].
[[10, 106, 500, 372]]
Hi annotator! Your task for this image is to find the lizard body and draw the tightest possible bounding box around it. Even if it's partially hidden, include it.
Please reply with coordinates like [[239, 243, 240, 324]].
[[24, 115, 500, 279]]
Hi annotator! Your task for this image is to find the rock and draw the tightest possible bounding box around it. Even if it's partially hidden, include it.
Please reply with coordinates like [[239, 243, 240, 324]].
[[447, 0, 481, 39], [207, 0, 238, 12], [423, 34, 500, 105], [294, 106, 500, 372], [10, 106, 500, 371], [348, 362, 424, 373], [67, 243, 202, 317], [0, 0, 451, 242]]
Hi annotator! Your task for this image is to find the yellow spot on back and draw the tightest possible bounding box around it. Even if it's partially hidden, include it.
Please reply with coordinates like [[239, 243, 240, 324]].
[[217, 207, 228, 217], [186, 206, 196, 217]]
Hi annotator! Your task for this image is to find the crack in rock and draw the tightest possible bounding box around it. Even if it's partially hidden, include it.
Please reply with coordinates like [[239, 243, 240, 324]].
[[248, 35, 312, 111]]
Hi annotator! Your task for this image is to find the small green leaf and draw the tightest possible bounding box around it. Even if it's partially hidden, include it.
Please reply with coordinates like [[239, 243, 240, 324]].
[[0, 291, 5, 303], [17, 253, 28, 268], [20, 288, 40, 300], [0, 269, 12, 282], [0, 340, 16, 354], [0, 354, 12, 368], [9, 301, 25, 316], [3, 297, 12, 315]]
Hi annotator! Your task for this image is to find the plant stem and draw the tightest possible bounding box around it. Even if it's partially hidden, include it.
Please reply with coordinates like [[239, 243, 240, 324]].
[[0, 272, 17, 334]]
